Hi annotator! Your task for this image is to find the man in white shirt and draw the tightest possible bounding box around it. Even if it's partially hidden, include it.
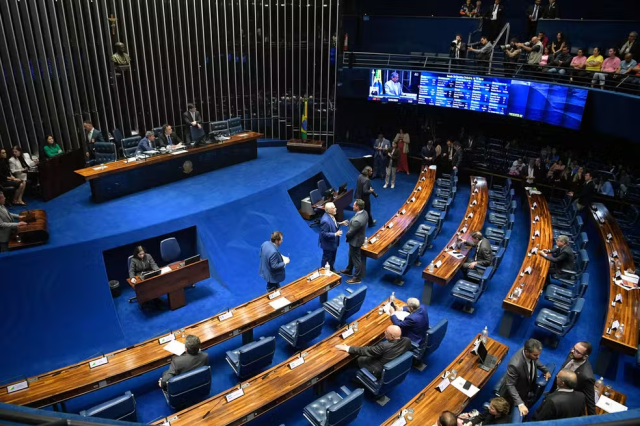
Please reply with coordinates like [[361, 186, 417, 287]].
[[384, 72, 403, 97]]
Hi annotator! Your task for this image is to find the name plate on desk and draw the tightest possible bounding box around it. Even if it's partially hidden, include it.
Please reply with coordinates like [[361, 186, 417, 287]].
[[341, 327, 354, 339], [470, 200, 477, 206], [534, 230, 540, 237], [308, 271, 320, 281], [534, 215, 540, 222], [467, 212, 474, 219], [400, 209, 406, 215], [89, 357, 109, 369], [225, 388, 245, 403], [607, 233, 613, 240], [532, 202, 537, 209], [473, 188, 478, 194], [219, 311, 234, 321], [435, 260, 442, 268], [612, 250, 618, 258], [436, 378, 450, 392], [369, 237, 379, 244], [289, 357, 305, 369], [268, 290, 281, 300], [7, 380, 28, 393], [387, 222, 394, 229], [417, 186, 422, 191], [410, 197, 416, 203], [158, 334, 175, 345]]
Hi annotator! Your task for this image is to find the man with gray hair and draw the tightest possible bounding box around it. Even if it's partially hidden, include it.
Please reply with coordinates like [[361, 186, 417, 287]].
[[388, 297, 429, 345], [340, 199, 369, 284], [159, 335, 209, 390], [136, 130, 156, 155], [384, 71, 403, 96], [532, 369, 586, 420], [319, 202, 348, 271], [537, 234, 575, 279]]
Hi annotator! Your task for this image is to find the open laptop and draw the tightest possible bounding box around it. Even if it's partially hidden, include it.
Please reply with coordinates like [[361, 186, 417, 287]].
[[182, 254, 201, 267], [477, 340, 498, 371]]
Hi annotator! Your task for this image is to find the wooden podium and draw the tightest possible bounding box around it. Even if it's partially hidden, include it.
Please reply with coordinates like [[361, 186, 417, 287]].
[[9, 209, 49, 250], [286, 138, 326, 154]]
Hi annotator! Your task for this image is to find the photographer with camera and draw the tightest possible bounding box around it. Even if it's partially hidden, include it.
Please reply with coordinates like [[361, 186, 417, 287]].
[[468, 36, 493, 74], [517, 36, 543, 77], [355, 166, 378, 228], [500, 37, 522, 77]]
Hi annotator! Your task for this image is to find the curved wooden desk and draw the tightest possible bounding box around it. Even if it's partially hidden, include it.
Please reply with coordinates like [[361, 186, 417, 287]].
[[362, 167, 436, 260], [421, 176, 488, 304], [8, 209, 49, 250], [499, 193, 552, 337], [380, 335, 508, 426], [153, 299, 406, 426], [0, 271, 340, 409]]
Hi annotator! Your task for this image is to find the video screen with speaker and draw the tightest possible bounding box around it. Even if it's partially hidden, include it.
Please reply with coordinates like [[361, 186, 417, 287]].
[[368, 69, 420, 104]]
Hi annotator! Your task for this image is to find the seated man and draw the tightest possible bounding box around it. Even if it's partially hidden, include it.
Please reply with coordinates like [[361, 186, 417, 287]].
[[459, 231, 493, 271], [537, 235, 575, 279], [156, 124, 184, 150], [335, 325, 411, 378], [436, 411, 457, 426], [159, 335, 209, 390], [532, 369, 586, 421], [136, 131, 156, 155], [387, 297, 429, 345]]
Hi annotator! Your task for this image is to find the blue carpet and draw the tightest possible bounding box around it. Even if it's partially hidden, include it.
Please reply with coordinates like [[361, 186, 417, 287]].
[[2, 148, 639, 425]]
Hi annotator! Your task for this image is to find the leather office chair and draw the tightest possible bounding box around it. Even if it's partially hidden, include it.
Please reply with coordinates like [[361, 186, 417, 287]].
[[127, 255, 137, 303], [322, 286, 367, 327], [317, 179, 328, 195], [451, 266, 494, 312], [152, 126, 163, 138], [383, 244, 420, 285], [226, 336, 276, 379], [411, 318, 448, 370], [355, 351, 413, 406], [121, 135, 141, 158], [535, 298, 585, 342], [279, 308, 325, 348], [544, 274, 589, 313], [190, 126, 206, 143], [164, 365, 211, 410], [160, 237, 181, 263], [112, 128, 124, 155], [80, 391, 137, 422], [93, 142, 117, 165], [303, 386, 364, 426], [227, 117, 243, 135], [310, 189, 324, 225]]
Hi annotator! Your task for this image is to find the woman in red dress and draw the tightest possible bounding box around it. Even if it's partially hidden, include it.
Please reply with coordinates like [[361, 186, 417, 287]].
[[393, 129, 410, 174]]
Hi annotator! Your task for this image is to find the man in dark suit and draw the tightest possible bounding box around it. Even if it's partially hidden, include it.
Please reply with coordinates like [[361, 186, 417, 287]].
[[82, 119, 105, 160], [355, 166, 377, 228], [388, 297, 429, 345], [159, 335, 209, 390], [259, 231, 290, 292], [319, 202, 348, 272], [335, 325, 411, 378], [542, 0, 559, 19], [550, 341, 596, 415], [340, 199, 368, 284], [182, 103, 203, 142], [538, 235, 576, 279], [136, 131, 156, 155], [484, 0, 505, 41], [452, 141, 464, 170], [460, 231, 493, 271], [568, 171, 595, 210], [532, 369, 585, 420], [156, 124, 184, 150], [498, 338, 551, 416], [526, 0, 543, 38]]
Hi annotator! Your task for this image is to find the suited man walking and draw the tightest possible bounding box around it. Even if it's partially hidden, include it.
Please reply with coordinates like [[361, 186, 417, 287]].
[[335, 325, 411, 378], [498, 338, 551, 416], [319, 202, 348, 271], [532, 369, 585, 421], [159, 335, 209, 390], [0, 191, 27, 252], [388, 297, 430, 345], [538, 235, 575, 278], [355, 166, 377, 228], [340, 199, 369, 284], [82, 120, 105, 160], [550, 341, 596, 415], [259, 231, 290, 292], [459, 232, 493, 271]]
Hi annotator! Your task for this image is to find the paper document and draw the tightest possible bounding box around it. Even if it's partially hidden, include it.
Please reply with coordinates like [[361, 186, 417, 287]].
[[596, 395, 627, 413], [170, 149, 186, 155], [447, 250, 465, 260], [163, 340, 185, 356], [269, 297, 291, 310], [393, 311, 410, 321], [160, 266, 172, 274], [451, 376, 479, 398]]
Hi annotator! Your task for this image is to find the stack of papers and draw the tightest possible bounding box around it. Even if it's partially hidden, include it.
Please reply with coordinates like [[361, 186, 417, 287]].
[[163, 340, 186, 356], [451, 376, 479, 397], [160, 266, 172, 274], [269, 297, 291, 310], [447, 250, 465, 260]]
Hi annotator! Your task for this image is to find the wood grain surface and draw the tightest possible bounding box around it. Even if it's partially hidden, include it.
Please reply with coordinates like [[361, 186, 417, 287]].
[[595, 382, 627, 415], [8, 209, 49, 249], [502, 193, 553, 317], [422, 176, 489, 285], [154, 299, 407, 426], [0, 270, 340, 408], [380, 335, 509, 426], [589, 203, 639, 356], [362, 167, 437, 259]]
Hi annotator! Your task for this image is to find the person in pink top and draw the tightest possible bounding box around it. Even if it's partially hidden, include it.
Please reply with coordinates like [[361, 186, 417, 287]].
[[592, 47, 621, 88], [569, 48, 587, 82]]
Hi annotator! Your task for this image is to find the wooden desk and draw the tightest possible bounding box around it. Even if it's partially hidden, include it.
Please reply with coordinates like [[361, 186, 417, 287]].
[[362, 167, 436, 260], [75, 132, 261, 202], [39, 149, 86, 201], [380, 335, 509, 426], [0, 271, 340, 408], [127, 259, 210, 310], [153, 299, 406, 426], [421, 176, 488, 304], [595, 383, 627, 415], [311, 188, 354, 223], [589, 203, 639, 357], [8, 209, 49, 250], [286, 138, 326, 154], [499, 193, 552, 337]]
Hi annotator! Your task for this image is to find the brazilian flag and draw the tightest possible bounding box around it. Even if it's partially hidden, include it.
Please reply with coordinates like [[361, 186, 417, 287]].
[[301, 99, 308, 140]]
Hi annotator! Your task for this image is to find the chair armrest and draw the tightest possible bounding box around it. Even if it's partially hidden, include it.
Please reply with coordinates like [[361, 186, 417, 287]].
[[345, 288, 354, 294], [358, 368, 378, 383], [340, 386, 352, 396]]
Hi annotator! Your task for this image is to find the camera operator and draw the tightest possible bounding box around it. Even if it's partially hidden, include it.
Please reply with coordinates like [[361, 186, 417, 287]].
[[516, 36, 543, 77], [468, 36, 493, 74], [500, 37, 522, 77]]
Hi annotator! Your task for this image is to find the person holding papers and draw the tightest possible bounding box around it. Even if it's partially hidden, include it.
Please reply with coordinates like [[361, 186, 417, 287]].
[[387, 297, 429, 345], [159, 335, 209, 390], [259, 231, 289, 292], [537, 235, 575, 279], [459, 231, 493, 271], [129, 245, 159, 283], [532, 369, 585, 421]]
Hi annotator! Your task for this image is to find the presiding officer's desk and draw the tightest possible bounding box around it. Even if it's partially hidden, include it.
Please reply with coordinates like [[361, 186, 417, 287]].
[[312, 188, 354, 223], [421, 176, 488, 304], [127, 259, 210, 310], [153, 298, 406, 426], [499, 192, 552, 338], [0, 270, 340, 409], [39, 149, 86, 201], [75, 132, 262, 202], [381, 335, 508, 426], [362, 167, 436, 260]]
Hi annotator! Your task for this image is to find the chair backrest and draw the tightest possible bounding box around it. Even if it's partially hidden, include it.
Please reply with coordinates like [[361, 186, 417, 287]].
[[190, 126, 206, 142], [342, 286, 367, 321], [494, 247, 506, 270], [577, 232, 588, 250], [80, 391, 137, 422], [578, 249, 589, 272], [377, 352, 413, 395], [318, 179, 328, 195], [94, 142, 117, 164], [228, 117, 243, 135], [166, 365, 211, 410], [295, 308, 325, 345], [152, 127, 163, 137], [508, 214, 515, 230], [326, 388, 365, 426], [416, 318, 448, 360], [112, 128, 124, 145], [160, 237, 181, 263], [500, 230, 512, 248], [238, 336, 276, 377], [310, 189, 322, 204], [121, 136, 141, 158], [210, 120, 230, 136], [509, 200, 517, 214], [406, 244, 420, 266], [127, 255, 133, 273]]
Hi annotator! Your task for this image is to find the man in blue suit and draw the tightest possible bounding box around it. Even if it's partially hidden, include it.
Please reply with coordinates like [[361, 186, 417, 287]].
[[259, 231, 290, 292], [388, 297, 429, 345], [319, 202, 348, 272], [136, 131, 156, 155]]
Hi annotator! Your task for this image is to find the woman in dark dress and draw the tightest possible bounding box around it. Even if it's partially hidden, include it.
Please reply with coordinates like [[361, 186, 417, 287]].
[[458, 397, 511, 425]]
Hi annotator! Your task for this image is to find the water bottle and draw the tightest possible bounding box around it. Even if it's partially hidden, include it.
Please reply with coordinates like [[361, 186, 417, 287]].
[[481, 326, 488, 343], [615, 323, 625, 339], [324, 262, 331, 275], [428, 261, 435, 272], [390, 292, 395, 304]]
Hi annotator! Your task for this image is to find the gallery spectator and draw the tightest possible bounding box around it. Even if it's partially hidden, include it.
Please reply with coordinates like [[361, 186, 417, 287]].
[[568, 48, 587, 82], [451, 34, 467, 62], [540, 46, 551, 69], [547, 45, 573, 76], [592, 47, 620, 88], [526, 0, 543, 38], [543, 0, 560, 19], [503, 38, 522, 77], [619, 31, 639, 61], [468, 36, 494, 74], [613, 53, 638, 85], [551, 32, 567, 54], [460, 0, 476, 17], [517, 36, 543, 68], [538, 31, 549, 49], [471, 0, 483, 17]]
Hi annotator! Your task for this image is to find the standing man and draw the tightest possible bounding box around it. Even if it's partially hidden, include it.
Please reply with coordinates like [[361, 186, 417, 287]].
[[136, 131, 156, 155], [498, 338, 551, 416], [182, 103, 203, 143], [459, 231, 493, 271], [543, 0, 559, 19], [485, 0, 504, 41], [355, 166, 377, 228], [532, 370, 586, 420], [156, 124, 184, 150], [388, 297, 429, 345], [452, 141, 464, 171], [538, 235, 576, 278], [340, 199, 368, 284], [526, 0, 543, 38], [319, 202, 347, 272], [421, 140, 436, 168], [0, 191, 27, 252], [567, 171, 595, 210], [83, 120, 105, 160], [259, 231, 290, 292], [468, 37, 494, 74], [551, 341, 596, 415], [372, 133, 391, 179]]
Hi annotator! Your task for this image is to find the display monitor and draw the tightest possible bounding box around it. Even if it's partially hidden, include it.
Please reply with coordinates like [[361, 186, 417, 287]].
[[368, 69, 419, 104]]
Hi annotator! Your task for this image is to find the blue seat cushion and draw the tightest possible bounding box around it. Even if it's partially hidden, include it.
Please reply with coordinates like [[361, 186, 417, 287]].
[[324, 294, 346, 316], [80, 391, 136, 422], [303, 391, 342, 425]]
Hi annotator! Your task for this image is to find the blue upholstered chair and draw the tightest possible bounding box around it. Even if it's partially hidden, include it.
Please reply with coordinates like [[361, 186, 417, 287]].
[[553, 216, 583, 241], [485, 214, 514, 242], [436, 186, 456, 200], [80, 391, 137, 422], [303, 386, 364, 426], [279, 308, 325, 348], [226, 336, 276, 379], [152, 126, 163, 138], [488, 200, 516, 227], [412, 318, 448, 369], [318, 179, 329, 195], [322, 286, 367, 326], [489, 189, 514, 212], [383, 244, 419, 285], [636, 348, 640, 367], [121, 135, 141, 158], [488, 178, 511, 200], [432, 196, 453, 213], [467, 247, 504, 282], [571, 232, 589, 254], [160, 237, 181, 263], [164, 365, 211, 410], [127, 255, 137, 303], [228, 117, 243, 135], [399, 238, 428, 259], [489, 230, 511, 254], [451, 266, 493, 310], [550, 249, 589, 288], [425, 210, 446, 236], [535, 298, 585, 339], [414, 224, 436, 248], [93, 142, 117, 165], [355, 351, 413, 405], [544, 274, 589, 312], [210, 120, 230, 138], [190, 126, 206, 142], [551, 202, 578, 228]]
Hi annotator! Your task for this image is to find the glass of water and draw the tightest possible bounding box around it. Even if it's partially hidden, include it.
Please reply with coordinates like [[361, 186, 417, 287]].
[[352, 322, 359, 332], [449, 369, 458, 380], [407, 408, 414, 421], [604, 385, 612, 396]]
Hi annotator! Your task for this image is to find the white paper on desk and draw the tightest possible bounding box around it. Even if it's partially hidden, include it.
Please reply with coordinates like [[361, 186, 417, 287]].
[[237, 133, 249, 137], [611, 320, 620, 330], [92, 166, 107, 170], [451, 376, 479, 398], [170, 149, 186, 155], [393, 310, 410, 321], [447, 251, 465, 260], [596, 395, 628, 413], [163, 340, 185, 356], [160, 266, 172, 274], [269, 297, 291, 310]]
